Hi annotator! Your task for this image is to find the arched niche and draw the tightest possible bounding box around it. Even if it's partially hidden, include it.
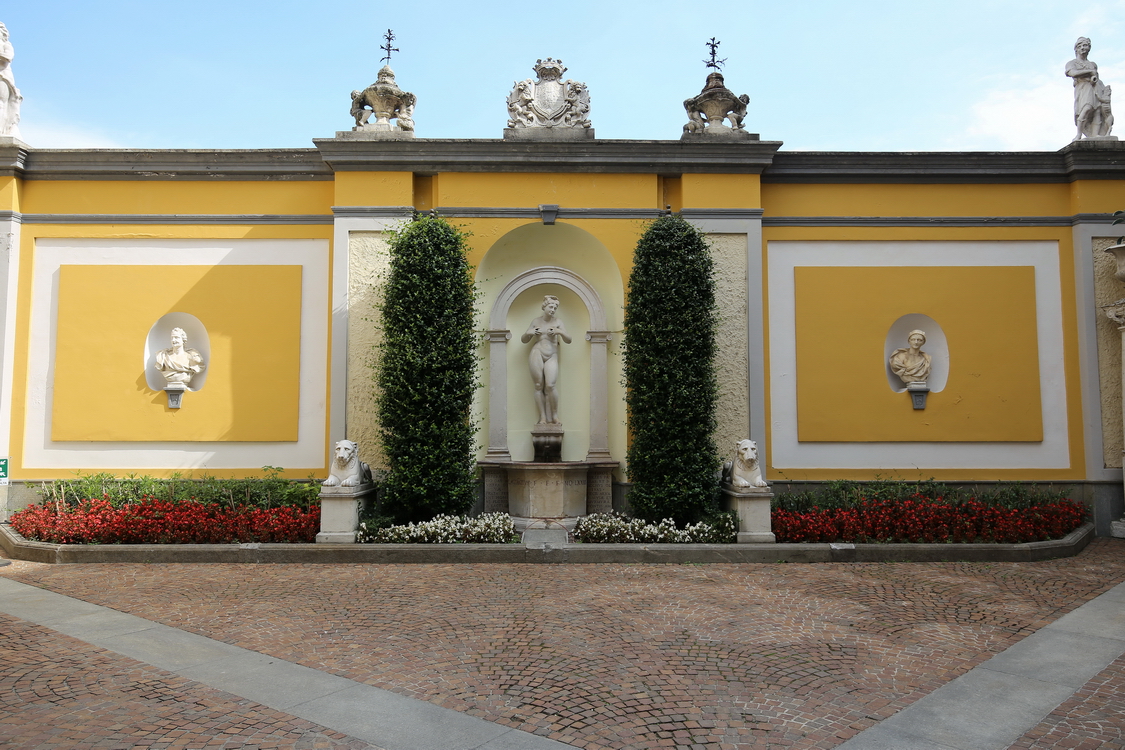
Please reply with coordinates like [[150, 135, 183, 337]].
[[144, 312, 211, 392], [484, 266, 612, 462], [884, 313, 948, 393]]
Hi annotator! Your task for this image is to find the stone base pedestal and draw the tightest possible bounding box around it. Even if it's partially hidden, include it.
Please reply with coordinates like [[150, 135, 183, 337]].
[[164, 383, 186, 409], [907, 382, 929, 410], [1111, 517, 1125, 538], [723, 485, 776, 544], [681, 127, 759, 141], [503, 127, 595, 141], [478, 460, 618, 518], [334, 126, 415, 140], [530, 424, 564, 462], [317, 483, 377, 544]]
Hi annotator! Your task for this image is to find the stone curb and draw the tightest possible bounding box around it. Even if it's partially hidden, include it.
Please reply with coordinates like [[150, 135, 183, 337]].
[[0, 522, 1093, 565]]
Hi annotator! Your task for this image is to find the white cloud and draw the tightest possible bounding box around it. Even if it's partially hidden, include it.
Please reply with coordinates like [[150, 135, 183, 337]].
[[17, 120, 126, 149], [961, 76, 1075, 150]]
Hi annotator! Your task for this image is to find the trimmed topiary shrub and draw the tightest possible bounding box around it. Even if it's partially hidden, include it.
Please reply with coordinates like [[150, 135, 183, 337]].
[[624, 214, 720, 524], [377, 214, 478, 523]]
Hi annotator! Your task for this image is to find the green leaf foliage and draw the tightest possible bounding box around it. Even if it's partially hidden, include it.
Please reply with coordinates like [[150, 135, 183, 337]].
[[624, 214, 720, 524], [377, 215, 478, 523]]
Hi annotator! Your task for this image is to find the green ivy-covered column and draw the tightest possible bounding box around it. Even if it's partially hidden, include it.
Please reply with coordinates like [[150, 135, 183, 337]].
[[623, 214, 719, 524], [377, 214, 478, 523]]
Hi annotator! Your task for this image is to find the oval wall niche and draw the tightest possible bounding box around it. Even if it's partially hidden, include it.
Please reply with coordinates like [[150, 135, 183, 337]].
[[144, 312, 211, 392], [884, 314, 948, 393]]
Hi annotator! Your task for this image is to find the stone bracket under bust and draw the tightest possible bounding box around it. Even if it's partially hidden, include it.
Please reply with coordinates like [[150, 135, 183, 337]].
[[154, 327, 206, 409], [889, 329, 932, 409], [504, 58, 593, 141]]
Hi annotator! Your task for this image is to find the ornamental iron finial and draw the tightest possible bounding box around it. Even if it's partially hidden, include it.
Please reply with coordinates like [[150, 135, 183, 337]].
[[380, 29, 399, 64], [703, 37, 726, 71]]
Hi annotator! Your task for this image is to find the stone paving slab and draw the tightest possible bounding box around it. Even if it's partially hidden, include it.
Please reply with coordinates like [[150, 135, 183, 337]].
[[2, 539, 1123, 749]]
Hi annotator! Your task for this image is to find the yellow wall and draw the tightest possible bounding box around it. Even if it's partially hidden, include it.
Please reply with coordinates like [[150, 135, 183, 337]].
[[435, 173, 655, 209], [794, 266, 1042, 442], [335, 171, 413, 206], [21, 180, 333, 216], [52, 265, 302, 442], [762, 183, 1070, 217]]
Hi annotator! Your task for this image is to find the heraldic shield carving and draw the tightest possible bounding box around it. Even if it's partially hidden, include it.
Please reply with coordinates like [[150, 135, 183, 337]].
[[504, 58, 593, 139]]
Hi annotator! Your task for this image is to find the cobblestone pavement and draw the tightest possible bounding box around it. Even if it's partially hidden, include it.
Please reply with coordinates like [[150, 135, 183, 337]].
[[2, 539, 1124, 750], [0, 611, 383, 749], [1009, 652, 1125, 750]]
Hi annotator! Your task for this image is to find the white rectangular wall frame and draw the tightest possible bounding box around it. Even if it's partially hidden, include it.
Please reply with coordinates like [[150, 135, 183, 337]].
[[767, 240, 1070, 471], [24, 238, 330, 470]]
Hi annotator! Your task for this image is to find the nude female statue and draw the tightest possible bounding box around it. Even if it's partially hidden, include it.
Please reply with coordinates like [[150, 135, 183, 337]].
[[521, 295, 571, 424], [889, 329, 932, 385]]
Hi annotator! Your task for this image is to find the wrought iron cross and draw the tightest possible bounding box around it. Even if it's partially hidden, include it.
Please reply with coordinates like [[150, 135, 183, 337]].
[[380, 29, 399, 64], [703, 37, 726, 70]]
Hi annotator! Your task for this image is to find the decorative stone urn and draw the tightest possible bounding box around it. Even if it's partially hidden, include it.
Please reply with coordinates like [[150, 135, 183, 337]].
[[339, 65, 416, 140], [1105, 243, 1125, 282], [682, 72, 754, 140]]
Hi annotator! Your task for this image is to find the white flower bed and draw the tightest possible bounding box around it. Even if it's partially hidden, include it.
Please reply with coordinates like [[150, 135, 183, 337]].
[[574, 512, 736, 544], [357, 512, 518, 544]]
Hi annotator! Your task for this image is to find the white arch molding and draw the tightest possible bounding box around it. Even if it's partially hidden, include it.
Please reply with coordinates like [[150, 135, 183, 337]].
[[485, 266, 612, 461]]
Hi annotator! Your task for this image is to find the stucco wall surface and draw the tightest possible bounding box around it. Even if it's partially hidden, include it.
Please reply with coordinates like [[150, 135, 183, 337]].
[[347, 231, 390, 471], [709, 233, 750, 463], [1094, 236, 1124, 469]]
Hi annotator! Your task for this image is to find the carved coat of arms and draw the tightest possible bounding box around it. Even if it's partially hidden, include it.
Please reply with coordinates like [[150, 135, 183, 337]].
[[506, 58, 592, 130]]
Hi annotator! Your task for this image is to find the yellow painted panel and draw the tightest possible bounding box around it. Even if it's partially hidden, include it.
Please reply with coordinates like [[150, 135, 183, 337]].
[[22, 181, 333, 216], [681, 173, 760, 208], [1068, 180, 1125, 214], [52, 265, 301, 441], [0, 175, 19, 212], [334, 172, 414, 206], [436, 173, 655, 208], [763, 183, 1070, 217], [795, 266, 1042, 441]]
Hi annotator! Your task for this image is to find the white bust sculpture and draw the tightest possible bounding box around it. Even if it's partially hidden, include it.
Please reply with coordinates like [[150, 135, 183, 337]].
[[0, 22, 21, 138], [521, 295, 571, 425], [1067, 37, 1114, 140], [889, 329, 932, 385], [155, 327, 206, 387]]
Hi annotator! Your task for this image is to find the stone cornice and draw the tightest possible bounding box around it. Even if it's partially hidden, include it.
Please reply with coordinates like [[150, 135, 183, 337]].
[[763, 143, 1125, 183], [9, 148, 333, 180], [313, 138, 786, 174]]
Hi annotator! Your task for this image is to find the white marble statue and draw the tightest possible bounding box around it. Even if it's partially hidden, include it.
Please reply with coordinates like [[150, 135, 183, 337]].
[[722, 439, 768, 489], [505, 59, 592, 130], [521, 295, 571, 425], [889, 329, 932, 385], [1067, 37, 1114, 140], [323, 439, 373, 488], [0, 23, 22, 138], [155, 327, 206, 387]]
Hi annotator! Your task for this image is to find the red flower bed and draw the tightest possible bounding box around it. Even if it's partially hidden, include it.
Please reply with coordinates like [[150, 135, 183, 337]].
[[772, 496, 1086, 544], [8, 497, 319, 544]]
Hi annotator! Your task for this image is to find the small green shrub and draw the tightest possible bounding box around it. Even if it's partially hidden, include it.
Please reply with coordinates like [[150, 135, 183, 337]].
[[37, 467, 320, 510], [377, 214, 479, 524], [774, 479, 1072, 513], [624, 215, 720, 525]]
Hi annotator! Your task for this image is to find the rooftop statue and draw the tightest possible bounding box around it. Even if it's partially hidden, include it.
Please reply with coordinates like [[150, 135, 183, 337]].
[[350, 65, 416, 135], [681, 38, 753, 140], [0, 22, 22, 139], [504, 58, 593, 140], [1067, 37, 1115, 141], [343, 30, 415, 139]]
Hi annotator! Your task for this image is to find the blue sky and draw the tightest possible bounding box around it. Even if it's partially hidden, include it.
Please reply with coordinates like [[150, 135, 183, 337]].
[[5, 1, 1125, 151]]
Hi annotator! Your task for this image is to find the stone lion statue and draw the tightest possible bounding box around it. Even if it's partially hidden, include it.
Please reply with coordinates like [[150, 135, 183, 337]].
[[722, 439, 768, 490], [323, 439, 373, 488]]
